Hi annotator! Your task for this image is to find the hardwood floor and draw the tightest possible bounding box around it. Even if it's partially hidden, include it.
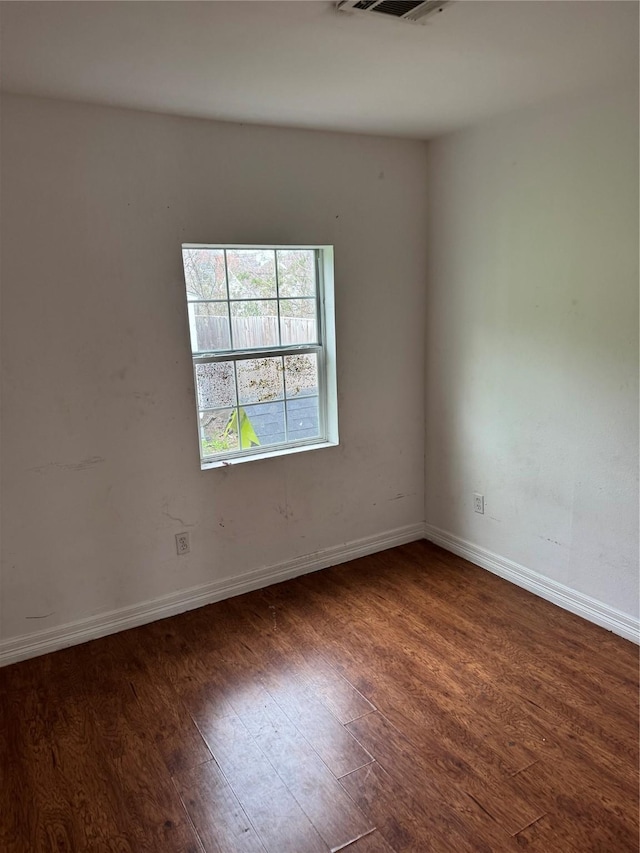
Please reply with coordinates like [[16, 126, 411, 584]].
[[1, 540, 638, 852]]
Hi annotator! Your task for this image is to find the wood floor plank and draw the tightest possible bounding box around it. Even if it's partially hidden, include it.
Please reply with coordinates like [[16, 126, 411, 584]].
[[66, 641, 204, 853], [295, 656, 376, 725], [346, 710, 537, 844], [316, 566, 542, 775], [286, 561, 636, 809], [251, 580, 379, 698], [192, 713, 329, 853], [139, 618, 238, 720], [182, 594, 374, 783], [504, 757, 637, 842], [214, 591, 376, 774], [340, 760, 498, 853], [183, 647, 374, 853], [399, 541, 638, 703], [249, 588, 377, 723], [241, 584, 544, 804], [262, 673, 374, 778], [225, 552, 636, 840], [236, 685, 373, 849], [357, 551, 639, 801], [2, 542, 637, 853], [284, 579, 543, 790], [112, 629, 214, 776], [1, 639, 202, 853], [1, 684, 99, 853], [52, 692, 185, 853], [174, 760, 268, 853], [342, 830, 396, 852], [512, 799, 639, 852]]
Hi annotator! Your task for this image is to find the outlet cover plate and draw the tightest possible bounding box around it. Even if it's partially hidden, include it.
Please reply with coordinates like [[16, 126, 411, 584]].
[[175, 532, 190, 555]]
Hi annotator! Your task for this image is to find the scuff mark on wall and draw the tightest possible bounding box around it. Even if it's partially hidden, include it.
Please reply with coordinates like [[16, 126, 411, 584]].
[[537, 535, 565, 548], [29, 456, 105, 473], [25, 612, 54, 619], [277, 504, 293, 520], [161, 498, 195, 528], [132, 391, 156, 404]]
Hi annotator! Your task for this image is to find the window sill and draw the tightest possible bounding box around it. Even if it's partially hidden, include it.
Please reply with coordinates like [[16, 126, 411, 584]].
[[200, 439, 339, 470]]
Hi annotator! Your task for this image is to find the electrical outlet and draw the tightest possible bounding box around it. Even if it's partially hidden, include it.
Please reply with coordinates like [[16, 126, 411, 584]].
[[473, 493, 485, 514], [175, 532, 190, 555]]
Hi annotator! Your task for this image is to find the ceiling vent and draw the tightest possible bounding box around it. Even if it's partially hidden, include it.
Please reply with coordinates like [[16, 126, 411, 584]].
[[337, 0, 451, 25]]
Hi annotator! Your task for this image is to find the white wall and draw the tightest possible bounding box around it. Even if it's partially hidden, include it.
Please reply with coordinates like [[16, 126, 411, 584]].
[[0, 95, 427, 644], [425, 88, 639, 621], [2, 87, 637, 657]]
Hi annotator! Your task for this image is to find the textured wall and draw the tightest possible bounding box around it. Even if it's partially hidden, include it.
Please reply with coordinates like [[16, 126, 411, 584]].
[[1, 95, 428, 640], [425, 88, 639, 619]]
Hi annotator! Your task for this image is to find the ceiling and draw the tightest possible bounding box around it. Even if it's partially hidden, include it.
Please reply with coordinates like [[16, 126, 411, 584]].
[[0, 1, 637, 139]]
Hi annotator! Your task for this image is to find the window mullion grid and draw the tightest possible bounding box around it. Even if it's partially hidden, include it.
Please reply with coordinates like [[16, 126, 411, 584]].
[[187, 296, 311, 304], [193, 345, 317, 365], [197, 347, 321, 416], [186, 245, 333, 464], [198, 405, 239, 416]]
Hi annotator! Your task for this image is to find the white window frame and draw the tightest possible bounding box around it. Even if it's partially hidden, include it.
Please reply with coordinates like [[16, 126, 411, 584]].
[[182, 244, 339, 469]]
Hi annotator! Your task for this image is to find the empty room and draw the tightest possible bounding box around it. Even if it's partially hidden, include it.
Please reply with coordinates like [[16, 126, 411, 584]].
[[0, 1, 638, 851]]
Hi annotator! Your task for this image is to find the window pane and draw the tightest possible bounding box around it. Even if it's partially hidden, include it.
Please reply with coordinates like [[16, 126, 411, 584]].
[[280, 299, 318, 345], [241, 402, 285, 449], [183, 248, 226, 301], [189, 302, 230, 352], [227, 249, 277, 300], [286, 397, 320, 441], [230, 300, 279, 349], [237, 357, 284, 405], [200, 408, 239, 456], [284, 353, 318, 398], [195, 361, 236, 409], [277, 250, 316, 298]]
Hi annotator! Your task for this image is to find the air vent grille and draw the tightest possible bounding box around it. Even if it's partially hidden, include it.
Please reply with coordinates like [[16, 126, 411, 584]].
[[338, 0, 450, 24], [367, 1, 426, 16]]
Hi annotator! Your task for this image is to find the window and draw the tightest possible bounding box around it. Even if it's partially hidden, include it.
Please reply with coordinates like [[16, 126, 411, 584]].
[[181, 245, 338, 468]]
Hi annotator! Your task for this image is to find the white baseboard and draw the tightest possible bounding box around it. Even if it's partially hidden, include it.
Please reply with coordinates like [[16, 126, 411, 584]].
[[424, 523, 640, 645], [0, 523, 425, 668], [4, 520, 635, 667]]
